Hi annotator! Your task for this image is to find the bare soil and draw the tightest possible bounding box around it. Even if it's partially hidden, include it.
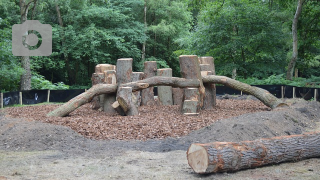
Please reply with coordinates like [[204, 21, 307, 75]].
[[0, 96, 320, 180]]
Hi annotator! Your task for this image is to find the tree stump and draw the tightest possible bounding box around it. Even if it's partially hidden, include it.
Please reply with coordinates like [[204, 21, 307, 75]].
[[102, 70, 117, 114], [132, 72, 144, 106], [201, 71, 215, 109], [179, 55, 204, 114], [91, 72, 105, 110], [91, 64, 116, 110], [187, 131, 320, 174], [95, 64, 116, 74], [115, 58, 138, 116], [182, 100, 199, 115], [117, 87, 138, 116], [199, 56, 215, 74], [141, 61, 157, 106], [172, 88, 183, 106], [157, 68, 173, 105], [200, 56, 216, 109]]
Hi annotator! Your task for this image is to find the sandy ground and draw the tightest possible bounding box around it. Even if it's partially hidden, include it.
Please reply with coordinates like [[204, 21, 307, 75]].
[[0, 97, 320, 180]]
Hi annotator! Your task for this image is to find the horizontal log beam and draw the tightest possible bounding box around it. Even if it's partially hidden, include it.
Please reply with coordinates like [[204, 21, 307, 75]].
[[202, 75, 287, 109]]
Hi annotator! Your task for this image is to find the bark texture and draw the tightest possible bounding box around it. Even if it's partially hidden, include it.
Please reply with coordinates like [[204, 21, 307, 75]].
[[202, 75, 286, 109], [179, 55, 205, 108], [157, 68, 173, 105], [200, 56, 216, 109], [187, 131, 320, 174], [47, 84, 117, 117], [286, 0, 304, 80], [172, 88, 183, 106], [132, 72, 144, 107], [19, 0, 36, 91], [102, 70, 117, 114], [47, 77, 200, 117], [141, 61, 157, 106]]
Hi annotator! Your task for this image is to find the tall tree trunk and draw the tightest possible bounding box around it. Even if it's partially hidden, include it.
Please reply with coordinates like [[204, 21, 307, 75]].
[[141, 0, 147, 62], [286, 0, 304, 80], [55, 1, 72, 84], [19, 0, 36, 91]]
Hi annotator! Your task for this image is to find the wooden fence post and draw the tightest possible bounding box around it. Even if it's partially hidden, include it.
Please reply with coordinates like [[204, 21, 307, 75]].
[[19, 92, 22, 105], [47, 89, 50, 103], [1, 93, 3, 108]]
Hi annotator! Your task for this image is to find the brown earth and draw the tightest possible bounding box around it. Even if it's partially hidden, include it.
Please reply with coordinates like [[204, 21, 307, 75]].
[[0, 96, 320, 180]]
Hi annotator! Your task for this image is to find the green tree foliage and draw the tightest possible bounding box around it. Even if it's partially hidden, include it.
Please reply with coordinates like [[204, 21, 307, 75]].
[[0, 1, 23, 92], [179, 0, 289, 78], [145, 0, 192, 77], [34, 0, 146, 85]]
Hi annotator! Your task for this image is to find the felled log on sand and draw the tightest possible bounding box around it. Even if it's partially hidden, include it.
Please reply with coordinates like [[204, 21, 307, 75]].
[[187, 131, 320, 174]]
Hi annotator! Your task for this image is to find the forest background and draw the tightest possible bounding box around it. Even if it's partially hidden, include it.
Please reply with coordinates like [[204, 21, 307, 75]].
[[0, 0, 319, 92]]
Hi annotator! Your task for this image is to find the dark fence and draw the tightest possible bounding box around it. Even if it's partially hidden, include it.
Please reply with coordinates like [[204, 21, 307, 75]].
[[2, 89, 85, 107], [1, 85, 319, 107]]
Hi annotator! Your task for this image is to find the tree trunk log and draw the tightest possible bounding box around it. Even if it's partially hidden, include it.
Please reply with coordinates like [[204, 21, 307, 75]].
[[47, 77, 200, 117], [286, 0, 304, 80], [172, 88, 183, 106], [141, 61, 157, 106], [187, 131, 320, 174], [91, 73, 105, 110], [157, 68, 173, 105], [179, 55, 205, 109], [47, 84, 117, 117], [115, 58, 137, 115], [202, 75, 286, 109], [200, 56, 216, 109], [102, 70, 117, 114], [201, 71, 216, 109], [182, 100, 199, 115], [199, 56, 215, 75], [117, 87, 138, 116], [132, 72, 144, 107]]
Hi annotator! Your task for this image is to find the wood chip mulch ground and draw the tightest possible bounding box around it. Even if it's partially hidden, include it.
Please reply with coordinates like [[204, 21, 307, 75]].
[[3, 99, 270, 141]]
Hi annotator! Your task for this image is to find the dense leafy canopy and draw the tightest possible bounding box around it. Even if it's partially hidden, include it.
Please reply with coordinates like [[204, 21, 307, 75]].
[[0, 0, 319, 91]]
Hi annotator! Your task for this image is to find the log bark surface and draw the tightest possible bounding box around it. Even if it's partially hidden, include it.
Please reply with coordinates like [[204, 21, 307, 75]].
[[141, 61, 157, 106], [201, 71, 216, 109], [202, 75, 286, 109], [157, 68, 173, 105], [172, 88, 183, 106], [47, 84, 117, 117], [102, 70, 117, 114], [132, 72, 144, 107], [179, 55, 205, 108], [187, 131, 320, 174]]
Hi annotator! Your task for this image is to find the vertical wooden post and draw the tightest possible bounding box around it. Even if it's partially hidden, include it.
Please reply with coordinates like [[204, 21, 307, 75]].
[[19, 92, 22, 105], [314, 89, 318, 101], [179, 55, 204, 115], [141, 61, 157, 106], [132, 72, 144, 107], [103, 70, 117, 114], [115, 58, 138, 116], [1, 93, 3, 108], [200, 56, 216, 108], [172, 88, 183, 106], [293, 87, 296, 98], [47, 89, 50, 103], [157, 68, 173, 105], [281, 86, 284, 99]]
